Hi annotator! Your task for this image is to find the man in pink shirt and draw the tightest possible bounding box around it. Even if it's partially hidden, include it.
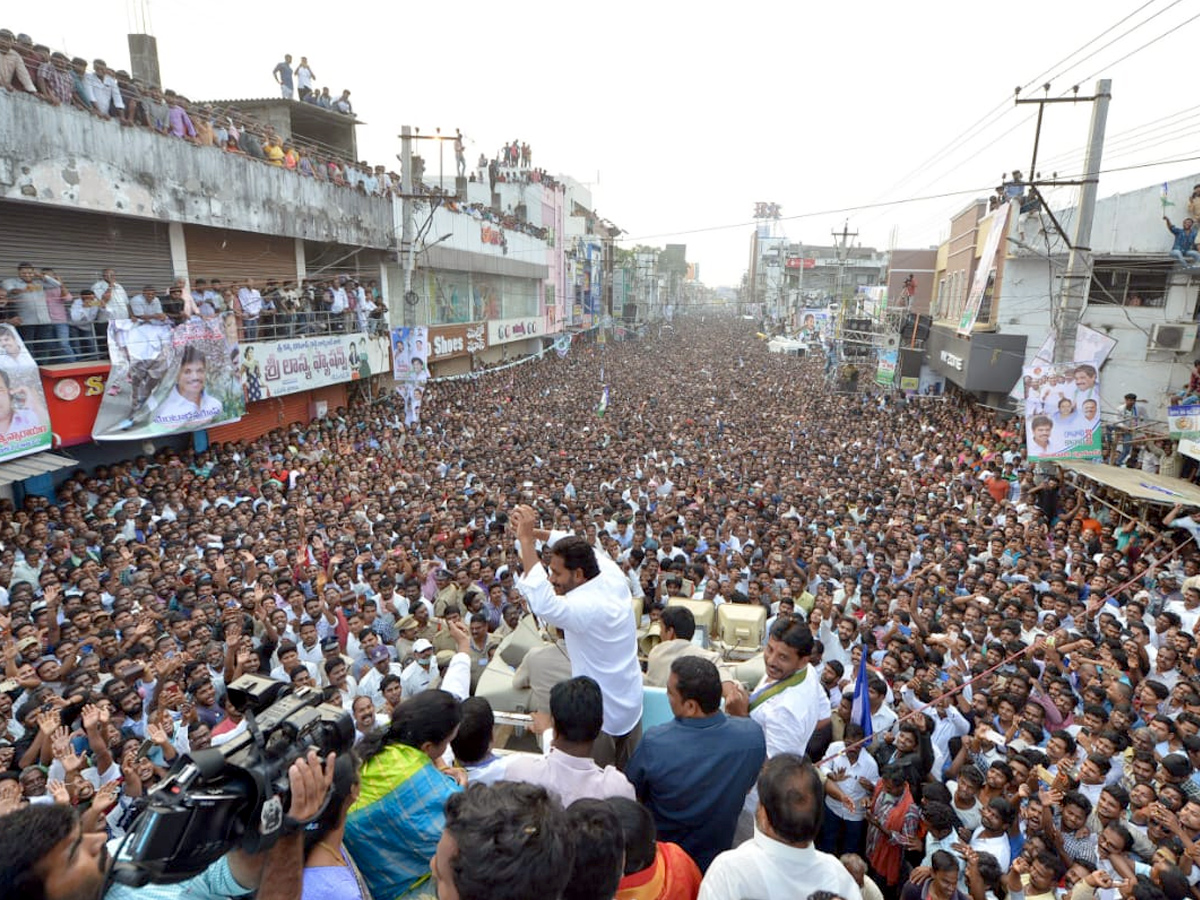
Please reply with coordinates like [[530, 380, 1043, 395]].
[[504, 675, 635, 809], [40, 269, 75, 362]]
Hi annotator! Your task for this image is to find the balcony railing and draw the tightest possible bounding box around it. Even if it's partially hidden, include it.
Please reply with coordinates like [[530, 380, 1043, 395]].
[[18, 309, 382, 367]]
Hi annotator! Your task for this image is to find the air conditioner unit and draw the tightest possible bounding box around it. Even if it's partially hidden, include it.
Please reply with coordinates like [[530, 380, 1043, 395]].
[[1149, 323, 1198, 352]]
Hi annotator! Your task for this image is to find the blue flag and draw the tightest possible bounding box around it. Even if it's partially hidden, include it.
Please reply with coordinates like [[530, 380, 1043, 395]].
[[850, 648, 873, 742]]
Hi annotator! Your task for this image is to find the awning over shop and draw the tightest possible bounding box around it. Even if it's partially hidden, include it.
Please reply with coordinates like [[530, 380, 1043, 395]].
[[1058, 460, 1200, 507], [0, 452, 77, 487]]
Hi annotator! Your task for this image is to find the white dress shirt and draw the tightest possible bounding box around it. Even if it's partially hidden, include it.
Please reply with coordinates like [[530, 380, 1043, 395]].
[[516, 532, 643, 736], [699, 829, 864, 900], [819, 743, 879, 822], [745, 662, 831, 813], [357, 661, 404, 706], [503, 747, 635, 809]]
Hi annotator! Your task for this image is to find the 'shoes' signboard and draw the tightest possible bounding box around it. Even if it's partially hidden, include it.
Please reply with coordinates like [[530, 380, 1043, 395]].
[[93, 316, 244, 440]]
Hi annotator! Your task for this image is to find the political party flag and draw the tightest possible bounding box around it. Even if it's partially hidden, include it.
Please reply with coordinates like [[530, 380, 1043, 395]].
[[597, 385, 609, 417], [1162, 183, 1176, 209], [850, 649, 873, 742]]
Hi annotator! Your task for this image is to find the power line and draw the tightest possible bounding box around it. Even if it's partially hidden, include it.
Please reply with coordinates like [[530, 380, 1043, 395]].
[[858, 0, 1175, 216], [616, 153, 1200, 246], [1042, 0, 1185, 88]]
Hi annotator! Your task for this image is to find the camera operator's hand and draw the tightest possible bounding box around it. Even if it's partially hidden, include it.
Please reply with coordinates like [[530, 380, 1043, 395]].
[[249, 750, 337, 900], [287, 749, 335, 825]]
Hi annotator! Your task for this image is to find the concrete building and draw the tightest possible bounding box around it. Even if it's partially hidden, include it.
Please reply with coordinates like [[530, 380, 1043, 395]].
[[886, 248, 938, 316], [0, 79, 573, 486], [990, 174, 1200, 418]]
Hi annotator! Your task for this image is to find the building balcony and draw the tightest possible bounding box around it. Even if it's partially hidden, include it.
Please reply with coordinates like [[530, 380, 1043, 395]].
[[0, 93, 393, 249]]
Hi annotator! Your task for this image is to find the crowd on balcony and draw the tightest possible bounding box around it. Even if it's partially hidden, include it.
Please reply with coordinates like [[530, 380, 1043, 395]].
[[0, 262, 384, 364]]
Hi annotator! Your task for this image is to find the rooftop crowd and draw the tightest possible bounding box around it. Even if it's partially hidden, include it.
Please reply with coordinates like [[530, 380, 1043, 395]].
[[0, 29, 563, 241], [1, 314, 1198, 900]]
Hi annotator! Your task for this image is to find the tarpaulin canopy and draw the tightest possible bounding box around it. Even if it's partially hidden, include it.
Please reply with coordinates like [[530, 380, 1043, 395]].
[[1057, 460, 1200, 507]]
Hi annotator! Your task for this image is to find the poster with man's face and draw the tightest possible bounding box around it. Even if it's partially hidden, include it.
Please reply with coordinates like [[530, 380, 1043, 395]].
[[0, 326, 51, 461], [1022, 360, 1102, 461], [92, 317, 244, 440]]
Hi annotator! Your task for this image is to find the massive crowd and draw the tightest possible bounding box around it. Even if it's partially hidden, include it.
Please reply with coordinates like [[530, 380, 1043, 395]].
[[0, 315, 1198, 900]]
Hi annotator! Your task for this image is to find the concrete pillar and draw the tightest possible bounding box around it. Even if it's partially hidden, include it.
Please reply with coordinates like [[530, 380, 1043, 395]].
[[377, 261, 391, 326], [168, 222, 188, 283], [127, 34, 161, 89], [294, 237, 306, 284]]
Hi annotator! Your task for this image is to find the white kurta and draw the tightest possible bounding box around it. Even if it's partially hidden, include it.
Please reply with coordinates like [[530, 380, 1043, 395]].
[[516, 534, 643, 736]]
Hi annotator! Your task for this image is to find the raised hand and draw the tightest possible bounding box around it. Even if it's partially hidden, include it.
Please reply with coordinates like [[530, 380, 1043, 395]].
[[93, 780, 121, 814], [47, 778, 70, 805], [0, 777, 22, 814], [146, 722, 169, 747], [82, 703, 102, 732]]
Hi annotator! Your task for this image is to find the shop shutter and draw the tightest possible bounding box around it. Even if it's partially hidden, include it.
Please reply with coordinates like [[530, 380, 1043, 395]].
[[208, 393, 310, 445], [184, 226, 298, 287], [0, 200, 174, 294]]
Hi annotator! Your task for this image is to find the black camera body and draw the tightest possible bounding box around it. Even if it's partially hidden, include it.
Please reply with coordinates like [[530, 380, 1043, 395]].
[[113, 674, 354, 886]]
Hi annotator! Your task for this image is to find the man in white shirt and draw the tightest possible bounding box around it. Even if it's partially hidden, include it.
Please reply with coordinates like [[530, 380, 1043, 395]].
[[357, 644, 405, 707], [92, 269, 129, 322], [237, 278, 264, 342], [723, 618, 832, 826], [819, 612, 859, 670], [399, 639, 437, 698], [84, 59, 124, 116], [700, 754, 864, 900], [512, 506, 644, 768], [818, 723, 878, 855], [503, 676, 635, 809]]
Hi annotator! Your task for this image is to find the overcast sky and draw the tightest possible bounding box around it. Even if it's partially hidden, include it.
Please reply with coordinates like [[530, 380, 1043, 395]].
[[14, 0, 1200, 286]]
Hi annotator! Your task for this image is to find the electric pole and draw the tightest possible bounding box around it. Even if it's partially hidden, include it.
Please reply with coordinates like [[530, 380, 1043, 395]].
[[1013, 82, 1112, 364], [1056, 80, 1111, 364], [832, 221, 858, 347], [400, 125, 416, 327]]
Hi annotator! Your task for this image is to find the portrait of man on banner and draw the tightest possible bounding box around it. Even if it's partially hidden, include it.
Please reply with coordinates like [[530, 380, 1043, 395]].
[[1021, 359, 1102, 461], [0, 325, 51, 461], [93, 316, 244, 440]]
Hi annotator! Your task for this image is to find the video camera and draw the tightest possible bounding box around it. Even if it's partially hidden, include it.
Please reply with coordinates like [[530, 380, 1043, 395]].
[[112, 674, 354, 886]]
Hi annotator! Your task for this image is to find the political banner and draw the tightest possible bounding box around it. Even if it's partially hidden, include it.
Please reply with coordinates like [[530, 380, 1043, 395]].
[[958, 201, 1011, 335], [1169, 404, 1200, 440], [1011, 324, 1118, 401], [798, 310, 833, 340], [0, 324, 52, 461], [243, 333, 390, 401], [391, 326, 430, 384], [397, 381, 426, 427], [1021, 360, 1102, 461], [875, 350, 898, 386], [93, 315, 244, 440]]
